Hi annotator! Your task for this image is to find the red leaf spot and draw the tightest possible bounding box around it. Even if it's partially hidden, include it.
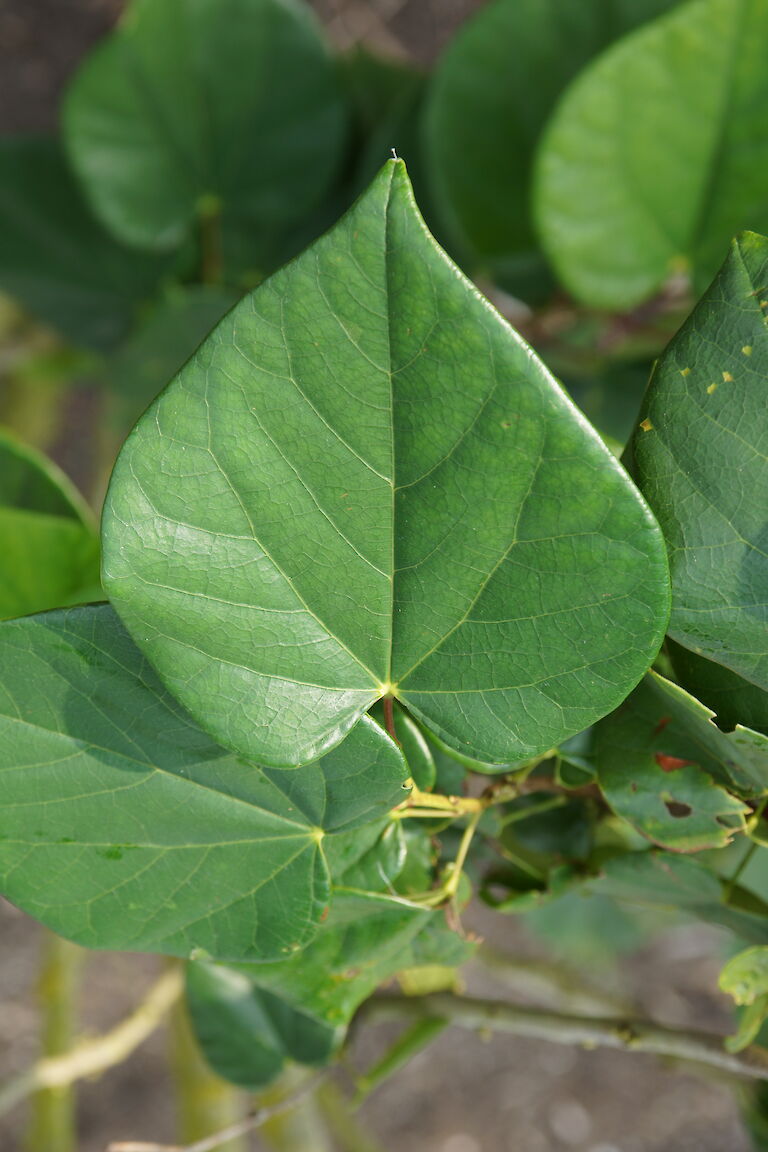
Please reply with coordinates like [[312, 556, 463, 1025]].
[[655, 753, 694, 773]]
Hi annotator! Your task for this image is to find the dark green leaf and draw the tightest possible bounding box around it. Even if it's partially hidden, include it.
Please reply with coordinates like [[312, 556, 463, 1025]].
[[186, 962, 337, 1088], [0, 430, 101, 619], [102, 159, 669, 769], [64, 0, 347, 260], [0, 604, 406, 961], [423, 0, 678, 299], [668, 639, 768, 738], [631, 232, 768, 692], [109, 287, 239, 428], [535, 0, 768, 308], [0, 137, 171, 350]]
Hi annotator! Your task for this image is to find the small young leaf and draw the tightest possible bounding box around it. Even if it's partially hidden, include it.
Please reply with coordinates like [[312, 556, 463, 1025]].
[[631, 232, 768, 692], [535, 0, 768, 308], [0, 605, 407, 962], [102, 159, 669, 769], [719, 946, 768, 1052], [0, 430, 101, 619], [64, 0, 347, 258]]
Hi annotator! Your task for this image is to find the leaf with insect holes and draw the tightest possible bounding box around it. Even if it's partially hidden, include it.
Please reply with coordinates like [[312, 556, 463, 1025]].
[[101, 159, 669, 769], [595, 673, 751, 850]]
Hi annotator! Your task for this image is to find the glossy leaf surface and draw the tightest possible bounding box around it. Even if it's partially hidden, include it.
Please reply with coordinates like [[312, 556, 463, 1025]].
[[0, 137, 170, 350], [595, 674, 749, 851], [64, 0, 347, 255], [631, 233, 768, 692], [0, 431, 101, 619], [103, 160, 669, 768], [0, 605, 406, 961], [423, 0, 678, 297], [535, 0, 768, 308]]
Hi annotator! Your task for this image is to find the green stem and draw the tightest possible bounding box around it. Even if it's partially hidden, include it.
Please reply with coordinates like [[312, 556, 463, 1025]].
[[315, 1081, 387, 1152], [25, 931, 83, 1152], [198, 198, 223, 286], [168, 974, 248, 1152], [259, 1067, 333, 1152], [352, 1017, 448, 1107], [360, 992, 768, 1084]]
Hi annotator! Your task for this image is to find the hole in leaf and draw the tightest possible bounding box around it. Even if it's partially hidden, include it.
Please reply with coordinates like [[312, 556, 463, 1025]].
[[664, 800, 692, 819]]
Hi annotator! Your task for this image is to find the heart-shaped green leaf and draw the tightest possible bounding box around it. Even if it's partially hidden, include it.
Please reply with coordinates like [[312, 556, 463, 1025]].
[[0, 430, 101, 619], [424, 0, 678, 298], [630, 232, 768, 692], [535, 0, 768, 309], [0, 605, 406, 961], [595, 674, 750, 851], [0, 137, 171, 350], [102, 159, 669, 768], [64, 0, 347, 258]]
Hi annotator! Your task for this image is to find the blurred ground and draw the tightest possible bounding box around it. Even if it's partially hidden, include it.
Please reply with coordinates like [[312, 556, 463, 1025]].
[[0, 2, 759, 1150], [0, 896, 754, 1152]]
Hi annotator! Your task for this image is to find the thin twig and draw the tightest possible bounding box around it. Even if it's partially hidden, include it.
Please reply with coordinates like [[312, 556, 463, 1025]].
[[0, 967, 183, 1118], [107, 1071, 327, 1152], [359, 992, 768, 1083]]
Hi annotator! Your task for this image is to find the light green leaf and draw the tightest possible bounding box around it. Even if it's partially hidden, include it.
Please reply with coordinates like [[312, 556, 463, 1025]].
[[0, 604, 407, 961], [423, 0, 679, 298], [630, 232, 768, 692], [64, 0, 347, 258], [0, 137, 171, 350], [102, 159, 669, 769], [595, 675, 749, 851], [535, 0, 768, 309], [0, 430, 101, 619], [186, 963, 338, 1088], [719, 946, 768, 1051]]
